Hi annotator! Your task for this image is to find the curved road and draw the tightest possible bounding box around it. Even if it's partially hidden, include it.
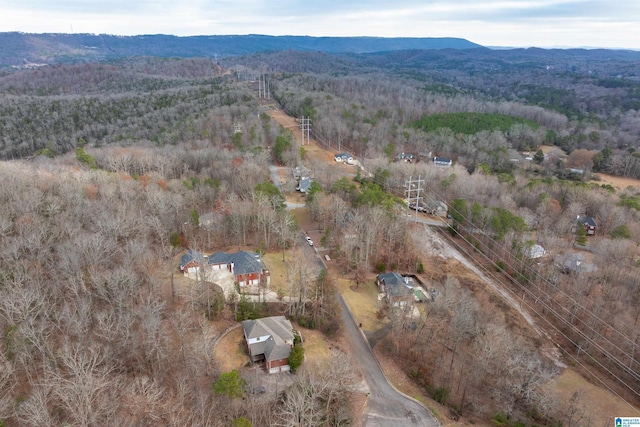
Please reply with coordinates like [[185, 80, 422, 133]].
[[336, 293, 438, 427], [299, 239, 437, 426], [266, 106, 438, 426]]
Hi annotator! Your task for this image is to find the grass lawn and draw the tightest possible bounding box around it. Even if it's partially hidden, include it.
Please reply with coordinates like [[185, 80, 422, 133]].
[[333, 274, 389, 331], [214, 327, 248, 373], [262, 252, 289, 296], [297, 326, 334, 369], [544, 369, 640, 424]]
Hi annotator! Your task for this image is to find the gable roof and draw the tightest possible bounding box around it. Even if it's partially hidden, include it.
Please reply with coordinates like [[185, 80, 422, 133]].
[[242, 316, 294, 361], [580, 216, 597, 227], [208, 250, 266, 275], [433, 157, 452, 164], [298, 177, 312, 192], [378, 272, 406, 287], [180, 249, 206, 269], [378, 272, 414, 298]]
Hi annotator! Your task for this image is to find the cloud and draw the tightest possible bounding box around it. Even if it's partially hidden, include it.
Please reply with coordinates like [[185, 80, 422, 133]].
[[0, 0, 639, 48]]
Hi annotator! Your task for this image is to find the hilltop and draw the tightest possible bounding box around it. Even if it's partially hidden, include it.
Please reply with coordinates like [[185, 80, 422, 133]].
[[0, 32, 482, 67]]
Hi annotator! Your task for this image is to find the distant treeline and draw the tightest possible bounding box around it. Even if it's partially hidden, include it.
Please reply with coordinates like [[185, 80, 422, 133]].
[[412, 112, 539, 135]]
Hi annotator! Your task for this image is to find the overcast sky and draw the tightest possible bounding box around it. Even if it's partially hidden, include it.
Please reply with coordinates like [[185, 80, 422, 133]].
[[1, 0, 639, 49]]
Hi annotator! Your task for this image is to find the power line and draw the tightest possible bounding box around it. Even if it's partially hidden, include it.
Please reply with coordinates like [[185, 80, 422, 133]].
[[263, 86, 640, 393]]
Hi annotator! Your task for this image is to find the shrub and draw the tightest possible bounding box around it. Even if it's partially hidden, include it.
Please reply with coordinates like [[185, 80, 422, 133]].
[[288, 344, 304, 373], [213, 370, 246, 399], [433, 386, 449, 404]]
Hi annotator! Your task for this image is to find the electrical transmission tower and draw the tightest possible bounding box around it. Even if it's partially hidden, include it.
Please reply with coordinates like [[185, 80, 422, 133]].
[[258, 75, 270, 99], [300, 117, 311, 145], [405, 176, 424, 221]]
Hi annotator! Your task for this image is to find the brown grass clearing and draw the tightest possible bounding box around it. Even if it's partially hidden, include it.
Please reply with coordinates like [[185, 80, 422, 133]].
[[543, 369, 640, 424], [591, 172, 640, 190], [334, 276, 388, 331], [261, 252, 289, 295], [297, 326, 334, 369], [214, 327, 247, 373]]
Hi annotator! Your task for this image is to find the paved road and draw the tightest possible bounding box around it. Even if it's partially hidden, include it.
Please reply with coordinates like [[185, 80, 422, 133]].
[[266, 105, 438, 426], [336, 294, 439, 427]]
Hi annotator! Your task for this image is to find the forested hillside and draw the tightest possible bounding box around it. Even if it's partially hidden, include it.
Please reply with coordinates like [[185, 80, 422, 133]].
[[1, 47, 640, 426], [0, 32, 480, 67]]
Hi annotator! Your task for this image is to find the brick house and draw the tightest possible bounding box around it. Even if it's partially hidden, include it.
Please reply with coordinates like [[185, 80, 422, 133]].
[[242, 316, 295, 374]]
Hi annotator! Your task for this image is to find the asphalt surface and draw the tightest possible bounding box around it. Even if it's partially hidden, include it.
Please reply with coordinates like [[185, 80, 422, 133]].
[[336, 294, 439, 427], [266, 117, 438, 426]]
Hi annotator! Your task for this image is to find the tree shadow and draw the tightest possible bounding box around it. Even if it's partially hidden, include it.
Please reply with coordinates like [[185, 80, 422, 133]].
[[364, 322, 392, 349]]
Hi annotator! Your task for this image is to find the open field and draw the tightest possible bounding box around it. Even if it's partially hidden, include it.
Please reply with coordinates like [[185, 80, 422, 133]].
[[544, 369, 640, 424], [592, 172, 640, 190]]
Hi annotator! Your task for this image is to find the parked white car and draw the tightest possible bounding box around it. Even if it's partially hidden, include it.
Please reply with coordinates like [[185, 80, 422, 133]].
[[305, 236, 314, 246]]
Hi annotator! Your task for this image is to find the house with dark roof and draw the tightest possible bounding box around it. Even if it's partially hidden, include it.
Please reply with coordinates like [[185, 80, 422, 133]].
[[397, 152, 415, 163], [433, 157, 453, 167], [578, 216, 597, 236], [297, 177, 312, 193], [180, 249, 206, 274], [208, 250, 270, 288], [242, 316, 295, 374], [376, 272, 415, 307]]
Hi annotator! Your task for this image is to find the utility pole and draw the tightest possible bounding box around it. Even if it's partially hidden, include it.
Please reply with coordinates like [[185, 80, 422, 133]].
[[257, 74, 270, 99], [405, 175, 424, 221], [300, 117, 311, 145]]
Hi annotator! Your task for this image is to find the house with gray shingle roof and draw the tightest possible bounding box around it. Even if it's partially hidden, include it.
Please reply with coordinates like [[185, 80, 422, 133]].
[[376, 272, 415, 307], [242, 316, 295, 374], [180, 249, 206, 274], [208, 250, 270, 288]]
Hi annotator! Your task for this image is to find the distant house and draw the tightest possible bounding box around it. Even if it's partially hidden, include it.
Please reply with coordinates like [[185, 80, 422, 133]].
[[208, 250, 270, 288], [376, 272, 415, 307], [424, 200, 448, 217], [242, 316, 295, 374], [524, 243, 546, 259], [397, 152, 415, 163], [433, 157, 453, 167], [555, 253, 597, 274], [292, 166, 310, 180], [576, 216, 597, 236], [297, 177, 312, 193], [334, 153, 354, 164], [180, 249, 206, 274]]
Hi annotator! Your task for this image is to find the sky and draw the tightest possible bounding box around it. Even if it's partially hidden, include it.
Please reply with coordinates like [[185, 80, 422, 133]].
[[1, 0, 639, 49]]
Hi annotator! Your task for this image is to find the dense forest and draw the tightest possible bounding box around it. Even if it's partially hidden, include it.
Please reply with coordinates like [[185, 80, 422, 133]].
[[0, 46, 639, 426]]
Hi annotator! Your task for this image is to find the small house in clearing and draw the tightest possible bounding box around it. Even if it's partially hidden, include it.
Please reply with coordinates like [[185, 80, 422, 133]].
[[242, 316, 295, 374], [376, 272, 416, 307], [334, 153, 354, 164], [297, 177, 312, 193], [433, 157, 453, 167], [578, 216, 597, 236]]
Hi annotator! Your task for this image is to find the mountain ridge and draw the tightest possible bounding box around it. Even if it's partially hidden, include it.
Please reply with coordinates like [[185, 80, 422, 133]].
[[0, 32, 483, 67]]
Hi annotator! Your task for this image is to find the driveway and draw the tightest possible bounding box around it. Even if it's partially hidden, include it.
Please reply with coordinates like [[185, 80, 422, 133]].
[[336, 293, 438, 426]]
